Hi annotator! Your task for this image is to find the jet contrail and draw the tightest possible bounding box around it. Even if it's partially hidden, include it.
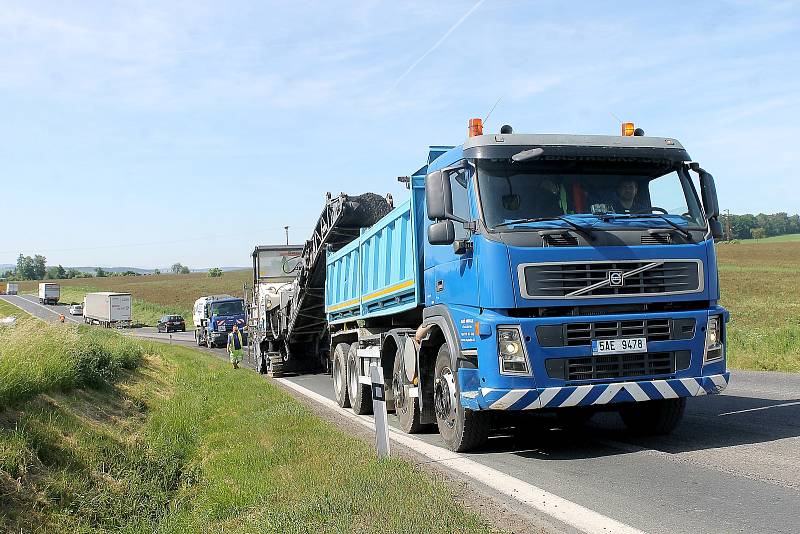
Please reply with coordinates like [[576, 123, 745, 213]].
[[387, 0, 486, 93]]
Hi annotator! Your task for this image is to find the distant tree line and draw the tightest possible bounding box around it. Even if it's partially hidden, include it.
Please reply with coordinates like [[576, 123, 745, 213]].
[[724, 212, 800, 240], [1, 254, 151, 281], [1, 254, 92, 281]]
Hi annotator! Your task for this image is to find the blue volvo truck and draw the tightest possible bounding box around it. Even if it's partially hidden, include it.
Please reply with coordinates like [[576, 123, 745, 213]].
[[193, 295, 248, 349], [262, 120, 730, 452]]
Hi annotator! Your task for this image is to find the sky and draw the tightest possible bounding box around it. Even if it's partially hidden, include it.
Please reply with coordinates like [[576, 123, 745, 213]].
[[1, 0, 798, 268]]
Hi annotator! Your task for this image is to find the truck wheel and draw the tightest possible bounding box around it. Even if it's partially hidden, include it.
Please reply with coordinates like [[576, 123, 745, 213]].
[[333, 343, 350, 408], [347, 343, 372, 415], [619, 398, 686, 435], [434, 344, 490, 452], [393, 343, 422, 433]]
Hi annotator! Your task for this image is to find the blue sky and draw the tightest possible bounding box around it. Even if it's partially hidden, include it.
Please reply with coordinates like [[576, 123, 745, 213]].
[[1, 0, 798, 268]]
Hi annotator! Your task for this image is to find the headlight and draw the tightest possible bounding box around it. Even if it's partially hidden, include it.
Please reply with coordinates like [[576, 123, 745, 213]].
[[498, 327, 531, 375], [704, 315, 724, 363]]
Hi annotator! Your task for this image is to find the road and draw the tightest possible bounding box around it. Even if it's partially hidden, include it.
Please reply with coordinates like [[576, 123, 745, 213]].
[[3, 293, 798, 534]]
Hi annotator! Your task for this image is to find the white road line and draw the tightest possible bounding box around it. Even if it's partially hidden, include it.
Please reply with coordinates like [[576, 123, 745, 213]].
[[14, 295, 81, 323], [718, 401, 800, 416], [276, 377, 645, 534]]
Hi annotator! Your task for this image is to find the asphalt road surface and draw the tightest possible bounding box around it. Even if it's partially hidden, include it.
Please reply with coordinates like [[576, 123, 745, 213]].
[[3, 293, 798, 534]]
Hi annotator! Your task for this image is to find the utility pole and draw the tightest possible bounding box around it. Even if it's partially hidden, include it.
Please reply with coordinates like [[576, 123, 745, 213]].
[[284, 226, 289, 245], [724, 209, 732, 241]]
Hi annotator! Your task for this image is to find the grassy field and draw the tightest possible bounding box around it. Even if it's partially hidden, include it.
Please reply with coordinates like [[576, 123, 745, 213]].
[[717, 241, 800, 371], [0, 302, 498, 534], [17, 271, 249, 326], [741, 233, 800, 243]]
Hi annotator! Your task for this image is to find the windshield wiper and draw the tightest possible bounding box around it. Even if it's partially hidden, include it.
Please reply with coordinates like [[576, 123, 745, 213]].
[[495, 216, 594, 240], [600, 213, 693, 240]]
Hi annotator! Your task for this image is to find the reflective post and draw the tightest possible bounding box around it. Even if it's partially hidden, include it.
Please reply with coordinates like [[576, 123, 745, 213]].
[[370, 365, 390, 458]]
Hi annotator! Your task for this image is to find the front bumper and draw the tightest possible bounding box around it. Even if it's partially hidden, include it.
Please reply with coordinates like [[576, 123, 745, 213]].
[[466, 372, 729, 410]]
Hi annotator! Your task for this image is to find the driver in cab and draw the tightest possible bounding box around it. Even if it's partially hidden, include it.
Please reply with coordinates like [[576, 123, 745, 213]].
[[606, 178, 649, 213]]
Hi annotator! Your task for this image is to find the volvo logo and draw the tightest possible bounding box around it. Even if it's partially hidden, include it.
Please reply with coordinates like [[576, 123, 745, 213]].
[[608, 270, 624, 287]]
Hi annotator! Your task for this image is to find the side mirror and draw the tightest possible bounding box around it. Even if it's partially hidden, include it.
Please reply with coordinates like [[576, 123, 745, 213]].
[[428, 220, 455, 245], [425, 170, 453, 221], [708, 219, 724, 239], [692, 163, 720, 219]]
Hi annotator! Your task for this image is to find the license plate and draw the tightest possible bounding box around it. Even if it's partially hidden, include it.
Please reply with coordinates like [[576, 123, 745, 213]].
[[592, 337, 647, 355]]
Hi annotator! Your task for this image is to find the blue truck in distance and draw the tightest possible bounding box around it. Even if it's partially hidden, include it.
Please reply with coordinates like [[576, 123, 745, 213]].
[[259, 119, 729, 452], [193, 295, 247, 349]]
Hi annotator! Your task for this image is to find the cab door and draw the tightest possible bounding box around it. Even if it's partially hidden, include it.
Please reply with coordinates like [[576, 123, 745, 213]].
[[424, 166, 479, 308]]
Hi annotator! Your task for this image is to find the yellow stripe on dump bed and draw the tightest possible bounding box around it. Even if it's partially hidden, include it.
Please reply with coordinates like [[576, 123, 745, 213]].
[[326, 298, 360, 313], [362, 279, 415, 303]]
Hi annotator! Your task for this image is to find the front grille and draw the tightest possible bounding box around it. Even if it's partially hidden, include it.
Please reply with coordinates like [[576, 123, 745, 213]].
[[546, 352, 676, 382], [520, 260, 702, 299], [564, 318, 671, 346]]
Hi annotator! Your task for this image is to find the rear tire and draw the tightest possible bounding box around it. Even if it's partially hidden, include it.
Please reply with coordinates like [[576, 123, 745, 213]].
[[393, 341, 423, 433], [619, 398, 686, 435], [434, 344, 490, 452], [347, 343, 372, 415], [333, 343, 350, 408]]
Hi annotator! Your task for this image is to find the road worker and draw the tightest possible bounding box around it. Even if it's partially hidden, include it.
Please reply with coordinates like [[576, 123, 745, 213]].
[[227, 324, 244, 369]]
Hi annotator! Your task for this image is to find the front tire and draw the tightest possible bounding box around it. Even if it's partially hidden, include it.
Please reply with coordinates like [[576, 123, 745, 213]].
[[619, 398, 686, 435], [434, 344, 490, 452], [347, 343, 372, 415], [333, 343, 350, 408]]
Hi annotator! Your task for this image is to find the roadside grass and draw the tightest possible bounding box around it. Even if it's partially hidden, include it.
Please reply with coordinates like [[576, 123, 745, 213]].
[[0, 300, 144, 408], [0, 301, 499, 533], [717, 241, 800, 372]]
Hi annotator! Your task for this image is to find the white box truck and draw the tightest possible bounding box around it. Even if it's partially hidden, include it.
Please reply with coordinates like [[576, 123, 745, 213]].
[[38, 283, 60, 305], [83, 292, 132, 327], [4, 283, 19, 295]]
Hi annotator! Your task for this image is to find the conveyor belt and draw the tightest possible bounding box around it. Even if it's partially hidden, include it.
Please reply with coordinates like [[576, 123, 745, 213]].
[[284, 192, 392, 347]]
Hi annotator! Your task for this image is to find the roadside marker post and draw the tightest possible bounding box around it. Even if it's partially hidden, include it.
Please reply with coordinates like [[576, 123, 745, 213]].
[[370, 365, 390, 458]]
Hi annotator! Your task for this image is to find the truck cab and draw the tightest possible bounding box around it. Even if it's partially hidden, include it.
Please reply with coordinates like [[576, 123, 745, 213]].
[[193, 295, 247, 348]]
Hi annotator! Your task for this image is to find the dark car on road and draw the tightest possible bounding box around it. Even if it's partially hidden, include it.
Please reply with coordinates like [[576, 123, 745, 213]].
[[157, 315, 186, 333]]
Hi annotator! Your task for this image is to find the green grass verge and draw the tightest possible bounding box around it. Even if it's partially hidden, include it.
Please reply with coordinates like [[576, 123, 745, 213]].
[[0, 301, 144, 408], [0, 302, 498, 533], [56, 286, 191, 327]]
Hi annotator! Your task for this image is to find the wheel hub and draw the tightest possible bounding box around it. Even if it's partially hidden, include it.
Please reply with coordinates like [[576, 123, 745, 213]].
[[392, 370, 406, 413], [333, 356, 343, 394], [434, 366, 457, 428], [347, 354, 358, 400]]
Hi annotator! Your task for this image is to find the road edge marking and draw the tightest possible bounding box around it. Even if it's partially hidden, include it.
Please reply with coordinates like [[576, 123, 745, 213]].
[[276, 377, 646, 534]]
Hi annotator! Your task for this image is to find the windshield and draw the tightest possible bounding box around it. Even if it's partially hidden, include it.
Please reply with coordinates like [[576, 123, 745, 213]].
[[211, 301, 243, 316], [257, 249, 302, 281], [476, 161, 705, 230]]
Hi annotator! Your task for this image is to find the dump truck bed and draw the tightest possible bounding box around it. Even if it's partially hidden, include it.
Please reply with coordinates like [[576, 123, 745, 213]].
[[325, 194, 424, 323]]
